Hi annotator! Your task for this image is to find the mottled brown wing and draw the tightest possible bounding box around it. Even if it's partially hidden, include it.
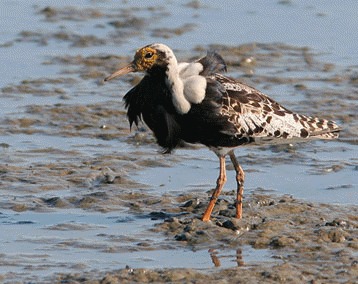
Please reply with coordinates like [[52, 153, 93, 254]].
[[214, 74, 340, 142]]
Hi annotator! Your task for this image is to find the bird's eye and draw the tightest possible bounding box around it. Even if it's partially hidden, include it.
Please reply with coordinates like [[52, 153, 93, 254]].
[[145, 52, 153, 59]]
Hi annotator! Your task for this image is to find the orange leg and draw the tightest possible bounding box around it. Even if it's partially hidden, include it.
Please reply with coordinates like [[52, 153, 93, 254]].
[[229, 151, 245, 219], [236, 248, 244, 266], [202, 156, 227, 221], [208, 249, 221, 267]]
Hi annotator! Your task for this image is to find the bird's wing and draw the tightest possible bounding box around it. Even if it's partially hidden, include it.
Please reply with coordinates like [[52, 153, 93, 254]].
[[214, 74, 340, 142]]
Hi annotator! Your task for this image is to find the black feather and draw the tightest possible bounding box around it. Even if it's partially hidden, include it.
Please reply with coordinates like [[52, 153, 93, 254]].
[[180, 78, 251, 147], [123, 71, 182, 153], [198, 51, 227, 76]]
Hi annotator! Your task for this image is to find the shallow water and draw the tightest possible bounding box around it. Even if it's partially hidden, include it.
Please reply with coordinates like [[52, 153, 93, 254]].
[[0, 1, 357, 283], [0, 209, 273, 275], [1, 210, 158, 279], [136, 141, 357, 205]]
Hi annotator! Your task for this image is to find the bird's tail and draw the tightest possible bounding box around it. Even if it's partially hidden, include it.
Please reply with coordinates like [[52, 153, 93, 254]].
[[303, 115, 341, 139]]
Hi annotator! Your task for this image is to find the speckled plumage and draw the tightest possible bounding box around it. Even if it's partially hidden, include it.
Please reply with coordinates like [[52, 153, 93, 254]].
[[214, 73, 340, 143], [104, 43, 341, 221]]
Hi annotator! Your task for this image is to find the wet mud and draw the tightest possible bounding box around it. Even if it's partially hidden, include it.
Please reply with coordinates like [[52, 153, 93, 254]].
[[53, 195, 358, 283], [1, 1, 357, 283]]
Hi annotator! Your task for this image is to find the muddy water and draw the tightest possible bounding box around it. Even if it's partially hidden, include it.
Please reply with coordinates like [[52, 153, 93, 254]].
[[1, 1, 357, 283]]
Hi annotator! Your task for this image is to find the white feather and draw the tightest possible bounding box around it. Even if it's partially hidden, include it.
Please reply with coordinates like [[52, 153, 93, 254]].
[[183, 75, 207, 104], [152, 44, 207, 113], [166, 61, 191, 114], [178, 62, 203, 78], [178, 62, 207, 104]]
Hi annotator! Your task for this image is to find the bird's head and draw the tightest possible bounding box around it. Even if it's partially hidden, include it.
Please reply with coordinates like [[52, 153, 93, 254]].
[[104, 43, 176, 81]]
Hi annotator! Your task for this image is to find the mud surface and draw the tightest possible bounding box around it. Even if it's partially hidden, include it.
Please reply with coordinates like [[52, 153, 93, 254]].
[[1, 1, 357, 283]]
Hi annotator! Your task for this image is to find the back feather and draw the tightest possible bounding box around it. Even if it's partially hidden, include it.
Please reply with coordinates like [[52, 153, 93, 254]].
[[214, 74, 341, 143], [198, 51, 227, 76]]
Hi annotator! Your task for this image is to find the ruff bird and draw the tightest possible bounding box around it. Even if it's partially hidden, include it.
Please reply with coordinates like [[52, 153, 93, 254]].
[[104, 43, 341, 222]]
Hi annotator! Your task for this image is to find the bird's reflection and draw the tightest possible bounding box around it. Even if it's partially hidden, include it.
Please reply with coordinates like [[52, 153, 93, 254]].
[[208, 248, 244, 267]]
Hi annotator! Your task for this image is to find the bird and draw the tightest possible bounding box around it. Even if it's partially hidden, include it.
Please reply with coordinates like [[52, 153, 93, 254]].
[[104, 43, 341, 222]]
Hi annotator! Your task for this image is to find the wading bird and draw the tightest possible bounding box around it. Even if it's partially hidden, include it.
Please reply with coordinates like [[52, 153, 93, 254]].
[[104, 43, 340, 222]]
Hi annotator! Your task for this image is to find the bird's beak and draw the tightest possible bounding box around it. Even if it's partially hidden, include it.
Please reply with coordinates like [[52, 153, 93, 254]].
[[104, 63, 136, 82]]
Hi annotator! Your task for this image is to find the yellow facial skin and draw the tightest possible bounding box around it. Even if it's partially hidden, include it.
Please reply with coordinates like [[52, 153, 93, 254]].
[[133, 47, 159, 71], [104, 46, 161, 81]]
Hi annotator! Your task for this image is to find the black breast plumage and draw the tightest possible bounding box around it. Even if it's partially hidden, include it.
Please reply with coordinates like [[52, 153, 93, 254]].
[[124, 69, 181, 152]]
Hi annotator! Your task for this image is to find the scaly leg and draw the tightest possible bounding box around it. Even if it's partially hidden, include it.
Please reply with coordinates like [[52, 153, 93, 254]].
[[229, 151, 245, 219], [202, 156, 227, 221]]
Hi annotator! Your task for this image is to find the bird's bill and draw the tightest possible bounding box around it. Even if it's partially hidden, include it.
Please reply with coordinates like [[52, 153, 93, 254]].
[[104, 63, 136, 81]]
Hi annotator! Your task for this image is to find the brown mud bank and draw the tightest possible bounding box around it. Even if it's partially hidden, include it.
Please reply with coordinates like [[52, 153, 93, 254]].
[[51, 194, 358, 283]]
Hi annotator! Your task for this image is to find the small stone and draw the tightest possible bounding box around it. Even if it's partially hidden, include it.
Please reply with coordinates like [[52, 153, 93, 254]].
[[174, 233, 191, 241], [221, 220, 238, 231]]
